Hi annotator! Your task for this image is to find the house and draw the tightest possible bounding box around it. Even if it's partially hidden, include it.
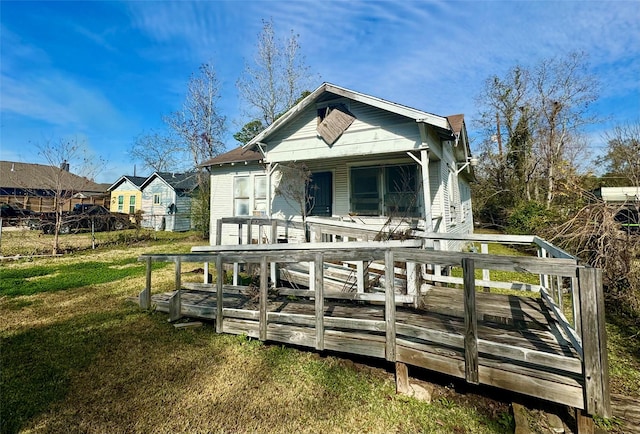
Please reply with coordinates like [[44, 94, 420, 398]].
[[201, 83, 475, 248], [0, 160, 109, 212], [107, 175, 146, 215], [139, 172, 198, 232], [593, 186, 640, 203]]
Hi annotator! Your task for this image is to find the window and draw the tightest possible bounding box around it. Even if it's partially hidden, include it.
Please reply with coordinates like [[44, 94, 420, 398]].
[[351, 167, 380, 215], [117, 195, 124, 212], [254, 175, 267, 216], [234, 176, 250, 216], [350, 164, 419, 216], [153, 194, 161, 205], [448, 171, 459, 225], [129, 196, 136, 214]]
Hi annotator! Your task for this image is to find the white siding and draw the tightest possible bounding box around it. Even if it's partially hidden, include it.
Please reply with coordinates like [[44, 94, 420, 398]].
[[111, 180, 139, 192], [209, 164, 266, 245], [266, 100, 424, 163]]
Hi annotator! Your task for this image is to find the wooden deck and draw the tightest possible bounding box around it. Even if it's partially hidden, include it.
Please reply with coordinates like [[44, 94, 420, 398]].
[[138, 217, 611, 429]]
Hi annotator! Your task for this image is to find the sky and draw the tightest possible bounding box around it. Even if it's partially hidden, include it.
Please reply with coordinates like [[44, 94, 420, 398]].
[[1, 0, 639, 183]]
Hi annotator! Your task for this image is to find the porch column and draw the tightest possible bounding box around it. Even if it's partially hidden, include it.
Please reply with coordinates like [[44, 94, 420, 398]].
[[420, 148, 433, 232]]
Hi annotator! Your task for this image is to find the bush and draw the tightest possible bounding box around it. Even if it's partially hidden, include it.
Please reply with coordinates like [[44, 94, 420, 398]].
[[506, 201, 557, 235]]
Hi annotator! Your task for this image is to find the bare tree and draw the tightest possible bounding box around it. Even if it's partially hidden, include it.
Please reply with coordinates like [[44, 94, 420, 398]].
[[474, 52, 599, 228], [36, 138, 103, 254], [164, 63, 226, 238], [129, 130, 186, 173], [598, 121, 640, 186], [165, 63, 226, 168], [237, 18, 314, 127]]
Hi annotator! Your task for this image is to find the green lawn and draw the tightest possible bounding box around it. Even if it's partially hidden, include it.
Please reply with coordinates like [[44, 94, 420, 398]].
[[1, 234, 513, 434]]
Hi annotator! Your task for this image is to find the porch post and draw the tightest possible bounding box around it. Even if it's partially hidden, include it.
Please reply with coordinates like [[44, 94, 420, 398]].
[[420, 148, 433, 232]]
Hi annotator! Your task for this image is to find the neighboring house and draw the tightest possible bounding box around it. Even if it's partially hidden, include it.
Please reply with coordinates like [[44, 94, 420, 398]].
[[107, 175, 146, 215], [139, 172, 198, 232], [0, 160, 108, 212], [593, 186, 640, 203], [201, 83, 475, 248]]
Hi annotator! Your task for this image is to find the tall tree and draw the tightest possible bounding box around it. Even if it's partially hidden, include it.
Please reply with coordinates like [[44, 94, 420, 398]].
[[164, 63, 227, 238], [165, 63, 226, 168], [598, 121, 640, 186], [129, 130, 185, 173], [474, 52, 599, 227], [237, 18, 314, 127]]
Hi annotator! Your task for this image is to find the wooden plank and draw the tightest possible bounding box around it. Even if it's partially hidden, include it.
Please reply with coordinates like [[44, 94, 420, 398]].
[[223, 308, 259, 320], [575, 409, 595, 434], [191, 239, 422, 253], [216, 255, 223, 333], [533, 236, 577, 259], [385, 250, 396, 362], [315, 252, 324, 351], [422, 273, 543, 292], [579, 267, 610, 418], [259, 255, 268, 341], [463, 258, 479, 385], [275, 287, 415, 304]]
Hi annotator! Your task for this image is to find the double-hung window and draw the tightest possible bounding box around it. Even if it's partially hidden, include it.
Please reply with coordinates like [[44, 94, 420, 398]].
[[117, 195, 124, 212], [129, 196, 136, 214], [234, 176, 250, 216]]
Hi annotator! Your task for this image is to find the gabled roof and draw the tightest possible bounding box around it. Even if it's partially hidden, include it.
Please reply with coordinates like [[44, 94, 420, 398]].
[[199, 146, 263, 168], [244, 82, 452, 149], [0, 160, 105, 193], [107, 175, 147, 191], [140, 171, 199, 191]]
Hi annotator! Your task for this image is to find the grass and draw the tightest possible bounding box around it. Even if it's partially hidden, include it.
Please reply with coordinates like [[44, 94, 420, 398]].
[[0, 234, 514, 434], [1, 230, 638, 433]]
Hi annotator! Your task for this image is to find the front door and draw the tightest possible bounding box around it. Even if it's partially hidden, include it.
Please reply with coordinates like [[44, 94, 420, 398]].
[[307, 171, 332, 216]]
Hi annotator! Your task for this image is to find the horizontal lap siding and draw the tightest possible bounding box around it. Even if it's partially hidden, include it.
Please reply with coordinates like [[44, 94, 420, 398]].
[[266, 101, 422, 164], [210, 165, 264, 245]]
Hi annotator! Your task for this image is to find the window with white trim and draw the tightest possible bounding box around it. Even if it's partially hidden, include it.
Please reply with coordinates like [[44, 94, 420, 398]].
[[254, 175, 267, 216], [117, 195, 124, 212], [153, 193, 161, 205], [129, 196, 136, 214], [349, 164, 419, 216], [234, 176, 250, 216]]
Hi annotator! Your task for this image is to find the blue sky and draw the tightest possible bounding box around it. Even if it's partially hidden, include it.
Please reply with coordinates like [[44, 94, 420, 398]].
[[1, 0, 639, 183]]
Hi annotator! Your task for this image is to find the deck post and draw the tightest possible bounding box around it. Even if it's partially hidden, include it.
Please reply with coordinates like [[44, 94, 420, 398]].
[[462, 258, 479, 385], [169, 258, 182, 322], [385, 250, 396, 362], [395, 362, 410, 395], [356, 261, 368, 293], [571, 276, 581, 336], [575, 409, 595, 434], [538, 247, 549, 288], [139, 256, 152, 309], [481, 242, 490, 292], [315, 252, 324, 351], [406, 261, 419, 304], [578, 267, 610, 418], [216, 219, 222, 245], [270, 219, 277, 287], [216, 255, 223, 333], [259, 255, 268, 341]]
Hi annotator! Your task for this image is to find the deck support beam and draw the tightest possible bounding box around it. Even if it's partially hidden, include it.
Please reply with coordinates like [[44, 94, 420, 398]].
[[169, 258, 182, 322], [259, 256, 268, 341], [395, 362, 410, 395], [216, 255, 223, 333], [463, 258, 479, 384], [579, 267, 610, 418], [385, 250, 396, 362], [315, 253, 325, 351], [139, 256, 152, 309]]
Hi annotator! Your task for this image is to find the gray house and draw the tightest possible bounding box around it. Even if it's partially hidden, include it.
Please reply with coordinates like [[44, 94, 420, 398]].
[[201, 83, 475, 247], [140, 172, 198, 232]]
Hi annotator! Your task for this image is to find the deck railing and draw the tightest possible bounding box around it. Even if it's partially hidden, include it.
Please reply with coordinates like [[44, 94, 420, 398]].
[[139, 235, 610, 419]]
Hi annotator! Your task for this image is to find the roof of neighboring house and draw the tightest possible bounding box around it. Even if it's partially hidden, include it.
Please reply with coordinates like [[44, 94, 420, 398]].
[[140, 171, 199, 191], [107, 175, 148, 191], [244, 82, 454, 149], [199, 146, 263, 168], [0, 160, 106, 193], [594, 187, 640, 203]]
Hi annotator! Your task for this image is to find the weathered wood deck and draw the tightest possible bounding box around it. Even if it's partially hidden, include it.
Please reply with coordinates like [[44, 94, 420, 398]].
[[143, 284, 585, 408], [138, 217, 611, 431]]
